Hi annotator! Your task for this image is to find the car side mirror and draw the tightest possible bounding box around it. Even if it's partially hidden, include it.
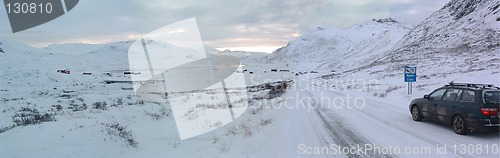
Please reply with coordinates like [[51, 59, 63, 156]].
[[424, 94, 430, 99]]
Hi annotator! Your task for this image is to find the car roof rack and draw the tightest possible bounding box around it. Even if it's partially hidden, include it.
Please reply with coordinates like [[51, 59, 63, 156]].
[[446, 81, 500, 89]]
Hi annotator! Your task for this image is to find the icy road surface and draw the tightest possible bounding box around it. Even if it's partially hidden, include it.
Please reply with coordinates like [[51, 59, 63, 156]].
[[279, 80, 500, 158]]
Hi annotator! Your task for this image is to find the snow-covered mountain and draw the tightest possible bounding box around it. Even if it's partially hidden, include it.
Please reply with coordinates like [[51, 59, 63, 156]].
[[266, 0, 499, 79], [0, 37, 39, 54], [46, 40, 218, 71], [308, 0, 499, 101], [262, 0, 499, 101], [267, 18, 412, 71], [217, 49, 269, 65], [353, 0, 500, 78]]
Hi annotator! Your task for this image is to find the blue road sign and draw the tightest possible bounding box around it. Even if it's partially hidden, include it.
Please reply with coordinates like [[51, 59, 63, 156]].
[[404, 66, 417, 82]]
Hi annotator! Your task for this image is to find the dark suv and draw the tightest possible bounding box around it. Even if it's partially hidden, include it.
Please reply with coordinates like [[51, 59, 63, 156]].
[[409, 82, 500, 135]]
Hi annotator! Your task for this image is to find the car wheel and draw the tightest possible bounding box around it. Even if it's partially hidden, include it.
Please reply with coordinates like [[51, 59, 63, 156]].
[[411, 106, 422, 121], [452, 115, 467, 135]]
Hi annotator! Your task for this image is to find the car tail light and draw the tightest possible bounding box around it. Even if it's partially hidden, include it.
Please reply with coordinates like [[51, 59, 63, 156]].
[[481, 107, 498, 116]]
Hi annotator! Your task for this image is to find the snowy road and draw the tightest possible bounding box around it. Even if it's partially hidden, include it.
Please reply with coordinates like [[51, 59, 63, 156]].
[[283, 80, 499, 158]]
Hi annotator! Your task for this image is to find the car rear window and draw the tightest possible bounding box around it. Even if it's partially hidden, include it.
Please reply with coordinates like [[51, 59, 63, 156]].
[[484, 91, 500, 103]]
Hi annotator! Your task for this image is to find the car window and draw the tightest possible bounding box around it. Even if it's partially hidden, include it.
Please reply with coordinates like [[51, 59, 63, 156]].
[[460, 90, 476, 102], [455, 90, 463, 101], [484, 91, 500, 103], [429, 89, 447, 100], [443, 89, 461, 101]]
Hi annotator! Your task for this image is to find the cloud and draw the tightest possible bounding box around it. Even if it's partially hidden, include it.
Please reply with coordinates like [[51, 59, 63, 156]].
[[389, 0, 449, 24], [0, 0, 449, 52], [391, 0, 415, 4]]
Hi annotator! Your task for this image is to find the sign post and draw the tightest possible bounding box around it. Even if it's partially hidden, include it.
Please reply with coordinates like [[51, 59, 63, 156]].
[[404, 66, 417, 95]]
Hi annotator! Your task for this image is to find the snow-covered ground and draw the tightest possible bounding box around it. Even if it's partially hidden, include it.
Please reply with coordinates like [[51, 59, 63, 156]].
[[1, 0, 499, 157], [291, 77, 499, 158], [0, 37, 303, 158], [1, 36, 498, 158]]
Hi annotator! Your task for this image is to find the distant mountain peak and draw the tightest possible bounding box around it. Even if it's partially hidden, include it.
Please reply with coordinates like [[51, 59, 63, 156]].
[[354, 17, 412, 30], [372, 18, 398, 23]]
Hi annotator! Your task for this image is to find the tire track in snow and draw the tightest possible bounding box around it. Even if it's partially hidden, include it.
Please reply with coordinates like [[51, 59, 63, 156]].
[[308, 82, 479, 158], [301, 90, 391, 158]]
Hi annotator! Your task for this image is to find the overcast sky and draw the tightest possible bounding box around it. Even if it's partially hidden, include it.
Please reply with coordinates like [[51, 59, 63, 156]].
[[0, 0, 449, 52]]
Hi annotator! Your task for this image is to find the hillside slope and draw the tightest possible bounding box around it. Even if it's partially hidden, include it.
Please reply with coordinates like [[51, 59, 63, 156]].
[[267, 18, 412, 71], [347, 0, 499, 78], [313, 0, 500, 101]]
